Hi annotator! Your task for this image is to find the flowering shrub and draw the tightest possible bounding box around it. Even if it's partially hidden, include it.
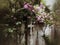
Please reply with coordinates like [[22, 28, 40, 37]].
[[23, 2, 53, 25]]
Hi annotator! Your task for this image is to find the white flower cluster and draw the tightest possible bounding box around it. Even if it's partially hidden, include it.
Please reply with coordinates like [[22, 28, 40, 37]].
[[33, 3, 53, 24]]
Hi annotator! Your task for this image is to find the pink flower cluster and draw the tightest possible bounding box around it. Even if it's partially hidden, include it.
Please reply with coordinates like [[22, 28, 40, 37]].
[[36, 12, 47, 23], [23, 2, 45, 12], [40, 2, 45, 9], [24, 2, 34, 11], [23, 2, 53, 24], [36, 12, 53, 23]]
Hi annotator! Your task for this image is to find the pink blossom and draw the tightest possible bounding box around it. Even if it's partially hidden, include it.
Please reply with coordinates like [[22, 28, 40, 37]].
[[28, 4, 33, 11], [24, 3, 34, 11], [24, 5, 28, 9], [36, 16, 41, 21], [24, 3, 29, 9], [40, 3, 45, 9], [36, 7, 40, 11]]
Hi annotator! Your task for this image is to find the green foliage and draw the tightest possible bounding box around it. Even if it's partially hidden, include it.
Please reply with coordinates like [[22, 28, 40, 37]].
[[45, 19, 53, 26], [41, 0, 46, 5]]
